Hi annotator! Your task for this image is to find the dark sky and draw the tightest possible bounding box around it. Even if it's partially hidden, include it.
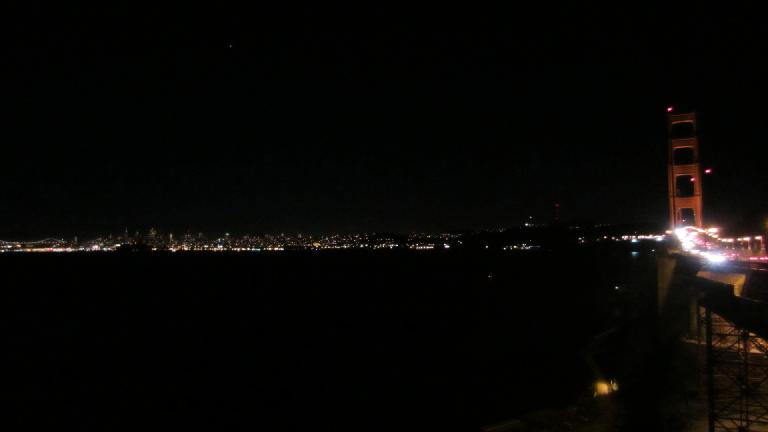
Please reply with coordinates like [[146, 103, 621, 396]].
[[5, 4, 768, 238]]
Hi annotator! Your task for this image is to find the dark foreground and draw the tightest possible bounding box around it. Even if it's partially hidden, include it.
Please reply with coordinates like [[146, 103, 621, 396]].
[[2, 246, 656, 431]]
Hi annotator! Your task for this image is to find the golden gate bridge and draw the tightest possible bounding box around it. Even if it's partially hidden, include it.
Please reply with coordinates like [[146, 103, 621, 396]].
[[664, 107, 768, 432]]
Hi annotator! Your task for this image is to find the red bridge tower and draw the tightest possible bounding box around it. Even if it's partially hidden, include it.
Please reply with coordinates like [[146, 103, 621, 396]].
[[668, 109, 703, 228]]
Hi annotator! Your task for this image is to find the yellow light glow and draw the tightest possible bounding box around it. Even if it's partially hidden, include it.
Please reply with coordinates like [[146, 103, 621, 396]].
[[593, 379, 619, 397]]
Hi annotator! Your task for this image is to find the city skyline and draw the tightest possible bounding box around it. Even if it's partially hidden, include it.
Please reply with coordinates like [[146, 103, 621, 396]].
[[0, 225, 665, 253], [0, 216, 662, 244]]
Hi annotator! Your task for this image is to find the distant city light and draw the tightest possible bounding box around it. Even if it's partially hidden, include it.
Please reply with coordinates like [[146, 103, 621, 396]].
[[705, 168, 712, 174], [667, 106, 674, 113], [690, 177, 696, 182], [2, 224, 764, 263]]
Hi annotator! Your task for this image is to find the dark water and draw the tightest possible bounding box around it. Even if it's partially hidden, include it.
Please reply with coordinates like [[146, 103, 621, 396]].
[[2, 246, 655, 431]]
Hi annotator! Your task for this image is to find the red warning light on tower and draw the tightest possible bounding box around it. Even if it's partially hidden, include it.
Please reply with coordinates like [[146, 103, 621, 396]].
[[667, 106, 674, 113], [704, 168, 712, 174]]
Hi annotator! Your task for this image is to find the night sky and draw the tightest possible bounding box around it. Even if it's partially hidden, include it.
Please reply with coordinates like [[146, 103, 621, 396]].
[[5, 4, 768, 238]]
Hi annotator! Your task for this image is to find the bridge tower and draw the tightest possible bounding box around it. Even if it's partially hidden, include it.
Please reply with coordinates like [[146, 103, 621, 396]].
[[668, 109, 703, 228]]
